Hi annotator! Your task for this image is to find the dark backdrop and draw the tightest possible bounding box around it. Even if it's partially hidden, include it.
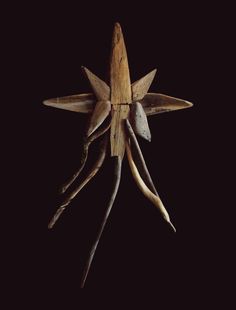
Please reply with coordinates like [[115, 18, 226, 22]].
[[4, 0, 229, 303]]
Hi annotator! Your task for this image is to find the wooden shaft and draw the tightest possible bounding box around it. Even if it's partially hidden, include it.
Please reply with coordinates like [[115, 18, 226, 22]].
[[80, 156, 122, 288], [60, 120, 111, 194], [48, 136, 108, 229], [126, 141, 176, 232], [125, 119, 158, 196], [110, 23, 132, 158]]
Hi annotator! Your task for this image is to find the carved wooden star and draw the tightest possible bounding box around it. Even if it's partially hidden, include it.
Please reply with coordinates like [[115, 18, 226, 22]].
[[43, 23, 193, 287]]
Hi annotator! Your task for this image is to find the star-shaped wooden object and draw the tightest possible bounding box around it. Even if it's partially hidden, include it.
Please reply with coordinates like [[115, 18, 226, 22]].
[[43, 23, 193, 287]]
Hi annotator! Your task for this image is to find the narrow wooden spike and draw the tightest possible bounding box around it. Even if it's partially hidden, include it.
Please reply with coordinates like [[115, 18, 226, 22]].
[[132, 69, 157, 101], [86, 100, 111, 137], [82, 67, 110, 101], [110, 22, 132, 157], [130, 101, 151, 142], [110, 22, 131, 104], [80, 156, 122, 288], [140, 93, 193, 116], [126, 141, 176, 232], [60, 120, 111, 194], [125, 119, 157, 196], [48, 135, 108, 229], [43, 93, 95, 113]]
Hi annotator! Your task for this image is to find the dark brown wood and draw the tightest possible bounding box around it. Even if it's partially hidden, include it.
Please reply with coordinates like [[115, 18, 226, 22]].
[[80, 156, 122, 288], [48, 135, 108, 229], [60, 120, 111, 194]]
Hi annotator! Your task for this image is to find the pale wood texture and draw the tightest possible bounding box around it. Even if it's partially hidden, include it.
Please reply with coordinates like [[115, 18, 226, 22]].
[[82, 67, 110, 101], [125, 119, 157, 195], [141, 93, 193, 116], [43, 93, 95, 113], [130, 101, 151, 141], [110, 23, 131, 157], [132, 69, 157, 101], [86, 100, 111, 137], [126, 141, 176, 232]]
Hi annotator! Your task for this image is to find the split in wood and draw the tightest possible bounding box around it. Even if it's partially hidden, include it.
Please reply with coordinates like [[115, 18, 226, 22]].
[[43, 22, 193, 287]]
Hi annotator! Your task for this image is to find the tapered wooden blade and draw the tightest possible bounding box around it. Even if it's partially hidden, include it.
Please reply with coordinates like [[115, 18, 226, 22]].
[[132, 69, 157, 101], [110, 22, 131, 104], [82, 67, 110, 101], [130, 102, 151, 141], [140, 93, 193, 116], [43, 93, 95, 113], [86, 100, 111, 137], [110, 23, 132, 157]]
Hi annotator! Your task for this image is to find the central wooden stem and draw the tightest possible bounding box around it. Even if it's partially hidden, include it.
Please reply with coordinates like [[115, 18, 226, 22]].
[[110, 23, 132, 157]]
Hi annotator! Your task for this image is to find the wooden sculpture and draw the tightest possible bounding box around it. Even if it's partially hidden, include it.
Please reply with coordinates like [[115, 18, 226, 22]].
[[43, 23, 193, 287]]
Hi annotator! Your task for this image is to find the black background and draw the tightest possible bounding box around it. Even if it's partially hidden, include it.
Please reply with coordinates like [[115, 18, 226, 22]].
[[3, 0, 230, 303]]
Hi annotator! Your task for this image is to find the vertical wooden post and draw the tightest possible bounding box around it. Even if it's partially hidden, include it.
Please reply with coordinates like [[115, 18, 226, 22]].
[[110, 23, 132, 158]]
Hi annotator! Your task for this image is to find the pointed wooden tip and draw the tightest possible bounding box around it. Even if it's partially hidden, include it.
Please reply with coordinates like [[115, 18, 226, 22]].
[[132, 69, 157, 101], [168, 221, 176, 233], [82, 66, 110, 101], [113, 22, 122, 37], [86, 100, 111, 137]]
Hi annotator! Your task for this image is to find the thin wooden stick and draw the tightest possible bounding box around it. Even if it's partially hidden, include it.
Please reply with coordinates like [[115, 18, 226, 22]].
[[126, 141, 176, 232], [60, 120, 111, 194], [80, 156, 122, 288], [48, 135, 108, 229], [125, 119, 158, 196]]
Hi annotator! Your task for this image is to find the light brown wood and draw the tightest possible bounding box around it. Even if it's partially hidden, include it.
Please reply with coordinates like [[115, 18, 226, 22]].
[[82, 67, 110, 101], [110, 23, 131, 105], [86, 100, 111, 137], [130, 101, 151, 141], [110, 23, 132, 157], [126, 141, 176, 232], [132, 69, 157, 101], [43, 93, 95, 113], [141, 93, 193, 116]]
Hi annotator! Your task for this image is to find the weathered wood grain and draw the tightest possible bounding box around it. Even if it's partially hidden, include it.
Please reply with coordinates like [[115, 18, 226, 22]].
[[82, 67, 110, 101], [80, 156, 122, 288], [43, 93, 95, 113], [132, 69, 157, 101], [126, 141, 176, 232], [110, 23, 131, 157], [141, 93, 193, 116], [86, 100, 111, 137], [60, 120, 111, 194], [130, 101, 151, 141], [125, 119, 157, 196], [48, 135, 108, 229]]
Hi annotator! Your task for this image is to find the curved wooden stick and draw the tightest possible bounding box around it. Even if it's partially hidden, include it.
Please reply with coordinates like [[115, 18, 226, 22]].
[[60, 120, 111, 194], [80, 156, 122, 288], [125, 119, 158, 196], [48, 135, 108, 229], [126, 141, 176, 232]]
